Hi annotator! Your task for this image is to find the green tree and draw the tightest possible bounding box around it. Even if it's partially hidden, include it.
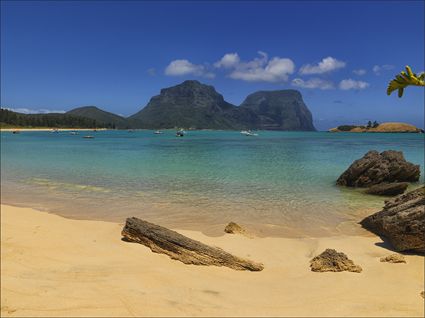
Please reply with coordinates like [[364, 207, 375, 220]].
[[367, 121, 372, 128]]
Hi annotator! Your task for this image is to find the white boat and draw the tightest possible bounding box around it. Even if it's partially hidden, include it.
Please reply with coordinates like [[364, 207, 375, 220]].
[[176, 129, 185, 137], [240, 130, 258, 136], [70, 131, 78, 135], [83, 135, 94, 139], [154, 130, 163, 134]]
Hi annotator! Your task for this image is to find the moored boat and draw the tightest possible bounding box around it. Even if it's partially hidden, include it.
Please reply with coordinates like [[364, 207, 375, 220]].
[[241, 130, 258, 136], [176, 129, 185, 137]]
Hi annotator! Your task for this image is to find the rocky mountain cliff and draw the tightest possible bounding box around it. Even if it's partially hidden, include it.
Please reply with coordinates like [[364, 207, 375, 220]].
[[239, 90, 316, 131], [128, 80, 316, 130], [128, 80, 241, 129]]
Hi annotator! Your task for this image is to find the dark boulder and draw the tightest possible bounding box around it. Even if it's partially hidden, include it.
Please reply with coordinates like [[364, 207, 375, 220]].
[[364, 182, 409, 196], [360, 187, 425, 253], [336, 150, 420, 187]]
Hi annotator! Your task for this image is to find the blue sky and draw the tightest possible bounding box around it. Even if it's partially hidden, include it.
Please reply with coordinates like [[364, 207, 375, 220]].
[[1, 0, 424, 130]]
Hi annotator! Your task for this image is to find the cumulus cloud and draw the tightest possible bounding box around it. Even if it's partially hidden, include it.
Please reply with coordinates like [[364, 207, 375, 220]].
[[291, 78, 334, 90], [3, 107, 66, 114], [219, 51, 295, 82], [353, 69, 366, 76], [372, 64, 394, 75], [214, 53, 240, 68], [339, 79, 370, 90], [164, 59, 215, 78], [299, 57, 346, 75]]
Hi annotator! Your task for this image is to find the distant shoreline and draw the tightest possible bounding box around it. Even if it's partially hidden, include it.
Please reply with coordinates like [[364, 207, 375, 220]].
[[0, 128, 108, 132]]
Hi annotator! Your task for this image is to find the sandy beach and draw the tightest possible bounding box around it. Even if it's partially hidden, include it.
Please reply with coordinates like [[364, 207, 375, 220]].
[[1, 204, 423, 317]]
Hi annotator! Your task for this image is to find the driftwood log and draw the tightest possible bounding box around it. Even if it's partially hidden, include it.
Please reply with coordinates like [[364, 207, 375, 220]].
[[121, 217, 264, 271]]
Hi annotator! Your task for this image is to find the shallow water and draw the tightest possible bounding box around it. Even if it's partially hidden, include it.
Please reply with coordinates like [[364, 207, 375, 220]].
[[1, 130, 424, 237]]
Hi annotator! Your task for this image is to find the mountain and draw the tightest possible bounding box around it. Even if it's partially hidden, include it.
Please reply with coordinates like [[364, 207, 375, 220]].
[[3, 81, 317, 131], [128, 80, 242, 129], [67, 106, 128, 128], [239, 90, 316, 131], [128, 80, 316, 130]]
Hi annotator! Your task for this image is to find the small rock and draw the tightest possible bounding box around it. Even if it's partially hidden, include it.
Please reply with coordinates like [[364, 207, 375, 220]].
[[365, 182, 409, 196], [380, 253, 406, 263], [224, 222, 246, 235], [310, 249, 362, 273]]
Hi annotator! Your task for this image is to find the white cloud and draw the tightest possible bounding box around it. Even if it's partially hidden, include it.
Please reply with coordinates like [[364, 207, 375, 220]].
[[339, 79, 370, 90], [164, 59, 215, 78], [372, 64, 394, 75], [3, 107, 66, 114], [224, 51, 295, 82], [299, 57, 346, 75], [291, 78, 334, 90], [353, 69, 366, 76], [214, 53, 240, 68]]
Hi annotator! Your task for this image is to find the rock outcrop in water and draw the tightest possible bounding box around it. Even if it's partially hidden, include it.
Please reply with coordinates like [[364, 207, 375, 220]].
[[364, 182, 409, 196], [336, 150, 420, 188], [360, 187, 425, 253], [127, 80, 316, 130], [121, 217, 264, 271], [310, 249, 362, 273]]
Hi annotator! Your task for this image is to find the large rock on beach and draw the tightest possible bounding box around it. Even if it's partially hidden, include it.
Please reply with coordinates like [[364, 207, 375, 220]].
[[364, 182, 409, 196], [360, 187, 425, 253], [310, 249, 362, 273], [336, 150, 420, 187]]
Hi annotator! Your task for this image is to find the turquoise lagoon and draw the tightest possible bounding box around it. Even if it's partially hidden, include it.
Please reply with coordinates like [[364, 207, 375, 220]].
[[1, 130, 424, 237]]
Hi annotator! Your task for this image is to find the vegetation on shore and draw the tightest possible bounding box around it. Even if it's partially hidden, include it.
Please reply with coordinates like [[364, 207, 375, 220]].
[[0, 108, 116, 129]]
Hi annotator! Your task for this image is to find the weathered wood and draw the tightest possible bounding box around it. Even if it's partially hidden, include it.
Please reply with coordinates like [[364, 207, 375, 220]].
[[121, 217, 264, 271]]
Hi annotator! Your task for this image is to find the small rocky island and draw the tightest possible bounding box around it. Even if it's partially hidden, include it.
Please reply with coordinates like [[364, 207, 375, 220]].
[[329, 122, 424, 133]]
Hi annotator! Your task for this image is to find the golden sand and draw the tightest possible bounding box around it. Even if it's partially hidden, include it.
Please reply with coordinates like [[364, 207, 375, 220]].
[[1, 204, 424, 317]]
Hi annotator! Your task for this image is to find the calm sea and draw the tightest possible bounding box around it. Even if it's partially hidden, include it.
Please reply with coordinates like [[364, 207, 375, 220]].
[[1, 130, 424, 237]]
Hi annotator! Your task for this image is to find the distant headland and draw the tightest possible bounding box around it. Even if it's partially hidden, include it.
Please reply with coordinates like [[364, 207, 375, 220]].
[[329, 122, 424, 133]]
